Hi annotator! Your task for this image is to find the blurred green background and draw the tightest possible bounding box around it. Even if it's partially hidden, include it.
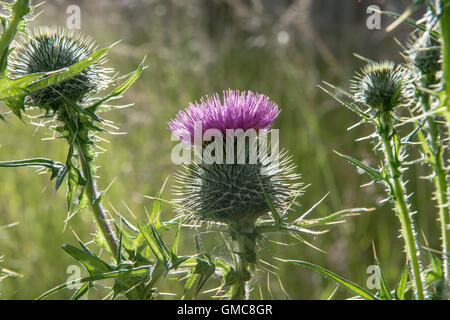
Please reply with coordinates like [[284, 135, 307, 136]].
[[0, 0, 440, 299]]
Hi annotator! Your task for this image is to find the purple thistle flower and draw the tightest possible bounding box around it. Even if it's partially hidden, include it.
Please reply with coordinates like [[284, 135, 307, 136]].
[[169, 89, 280, 144]]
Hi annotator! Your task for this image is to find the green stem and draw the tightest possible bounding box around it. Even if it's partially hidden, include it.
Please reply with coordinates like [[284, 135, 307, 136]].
[[230, 232, 255, 300], [440, 0, 450, 128], [64, 106, 118, 259], [0, 0, 30, 74], [76, 139, 119, 259], [378, 113, 426, 300], [419, 93, 450, 280], [435, 168, 450, 280]]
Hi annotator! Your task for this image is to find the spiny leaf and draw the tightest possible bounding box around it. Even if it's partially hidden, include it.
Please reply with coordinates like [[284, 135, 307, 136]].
[[193, 259, 215, 298], [280, 259, 377, 300], [319, 83, 372, 120], [0, 158, 64, 173], [295, 207, 374, 228], [136, 220, 169, 266], [334, 150, 382, 181], [37, 265, 152, 300], [394, 263, 409, 300], [86, 58, 147, 112], [27, 47, 109, 94], [1, 47, 110, 119], [402, 118, 426, 144], [70, 283, 90, 300], [66, 165, 79, 211], [183, 258, 216, 299], [0, 73, 44, 100], [372, 250, 393, 300], [62, 244, 112, 276], [171, 222, 181, 258]]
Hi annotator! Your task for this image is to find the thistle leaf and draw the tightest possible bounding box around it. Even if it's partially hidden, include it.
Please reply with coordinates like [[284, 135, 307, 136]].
[[26, 47, 109, 94], [191, 258, 216, 298], [86, 58, 146, 112], [319, 83, 372, 120], [70, 283, 90, 300], [37, 265, 152, 300], [279, 259, 377, 300], [372, 249, 393, 300], [394, 263, 409, 300], [295, 207, 373, 228], [1, 47, 110, 118], [257, 172, 282, 226], [136, 220, 170, 266], [62, 244, 112, 276], [334, 150, 382, 181]]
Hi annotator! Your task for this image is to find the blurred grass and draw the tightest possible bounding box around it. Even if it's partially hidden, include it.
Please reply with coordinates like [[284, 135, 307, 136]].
[[0, 0, 441, 299]]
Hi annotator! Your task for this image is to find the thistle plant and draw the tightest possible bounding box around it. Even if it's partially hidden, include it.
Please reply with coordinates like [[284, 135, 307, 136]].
[[320, 60, 427, 299], [1, 0, 219, 301], [7, 26, 123, 257], [0, 0, 145, 282], [0, 2, 122, 256], [355, 61, 427, 299], [296, 1, 450, 300], [5, 28, 110, 257], [170, 90, 301, 299], [4, 0, 449, 301], [405, 30, 450, 282]]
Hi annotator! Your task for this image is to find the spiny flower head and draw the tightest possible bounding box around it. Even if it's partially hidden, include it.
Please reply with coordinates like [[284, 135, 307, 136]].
[[405, 32, 441, 78], [170, 90, 301, 231], [174, 148, 302, 231], [168, 90, 280, 144], [9, 26, 110, 111], [351, 61, 413, 112]]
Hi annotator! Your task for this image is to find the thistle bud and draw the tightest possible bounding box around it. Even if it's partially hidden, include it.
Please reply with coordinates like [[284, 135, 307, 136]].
[[9, 27, 109, 111], [406, 33, 441, 76], [351, 61, 413, 112]]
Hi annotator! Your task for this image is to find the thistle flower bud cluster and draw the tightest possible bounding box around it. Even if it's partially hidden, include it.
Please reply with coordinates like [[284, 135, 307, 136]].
[[351, 61, 414, 112], [9, 27, 110, 112]]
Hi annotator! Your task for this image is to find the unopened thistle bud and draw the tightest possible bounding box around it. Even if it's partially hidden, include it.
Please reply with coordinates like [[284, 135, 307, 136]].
[[9, 26, 110, 111], [351, 61, 413, 112], [406, 32, 442, 77]]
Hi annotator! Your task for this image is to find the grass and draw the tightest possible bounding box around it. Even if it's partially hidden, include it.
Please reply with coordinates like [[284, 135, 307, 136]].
[[0, 0, 442, 299]]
